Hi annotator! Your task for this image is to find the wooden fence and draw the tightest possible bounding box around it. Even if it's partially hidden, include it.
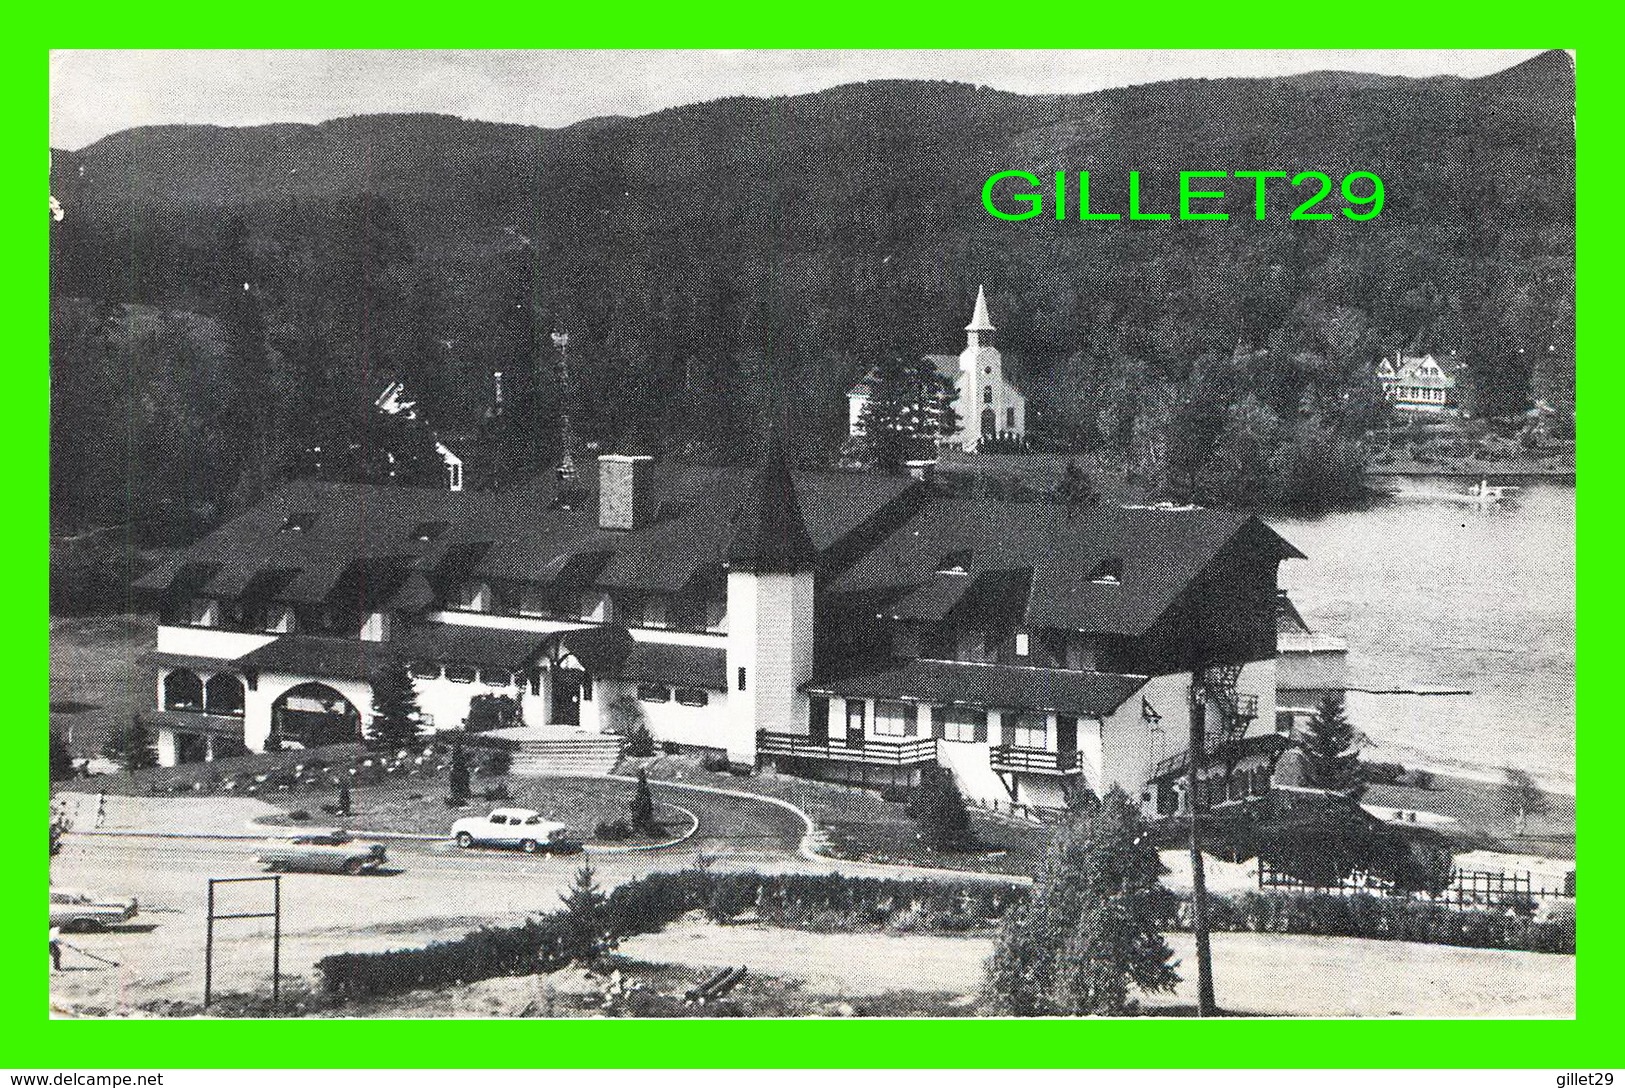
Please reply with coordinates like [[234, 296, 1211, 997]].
[[1258, 861, 1575, 910]]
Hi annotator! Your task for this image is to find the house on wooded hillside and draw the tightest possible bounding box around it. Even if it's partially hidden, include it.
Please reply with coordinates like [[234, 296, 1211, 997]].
[[131, 437, 1308, 818], [1376, 352, 1459, 412], [374, 378, 465, 491], [848, 286, 1027, 451]]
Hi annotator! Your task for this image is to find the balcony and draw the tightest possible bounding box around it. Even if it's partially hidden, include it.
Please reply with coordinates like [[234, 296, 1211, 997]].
[[990, 745, 1083, 775], [757, 732, 938, 766]]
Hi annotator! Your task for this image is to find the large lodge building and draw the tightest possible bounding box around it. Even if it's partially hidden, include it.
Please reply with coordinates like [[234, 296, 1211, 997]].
[[132, 425, 1316, 817]]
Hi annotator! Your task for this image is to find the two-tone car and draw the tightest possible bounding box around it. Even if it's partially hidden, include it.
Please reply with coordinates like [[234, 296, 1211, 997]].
[[450, 808, 571, 853], [255, 830, 389, 874], [49, 888, 139, 932]]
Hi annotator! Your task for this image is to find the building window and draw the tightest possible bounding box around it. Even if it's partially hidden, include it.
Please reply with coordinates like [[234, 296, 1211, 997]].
[[409, 661, 440, 680], [445, 664, 477, 684], [481, 669, 513, 688], [518, 586, 550, 617], [983, 385, 993, 404], [1012, 712, 1047, 749], [204, 673, 246, 717], [1088, 557, 1123, 584], [163, 669, 204, 712], [637, 684, 671, 704], [874, 701, 916, 737], [360, 611, 391, 642], [454, 582, 490, 612], [1014, 630, 1029, 657], [846, 700, 866, 735], [940, 706, 986, 743], [737, 667, 748, 692], [1006, 406, 1016, 429], [675, 688, 709, 707]]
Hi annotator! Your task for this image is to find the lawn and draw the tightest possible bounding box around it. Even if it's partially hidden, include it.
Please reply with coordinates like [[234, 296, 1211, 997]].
[[639, 753, 1049, 876], [74, 740, 682, 845], [49, 613, 156, 760]]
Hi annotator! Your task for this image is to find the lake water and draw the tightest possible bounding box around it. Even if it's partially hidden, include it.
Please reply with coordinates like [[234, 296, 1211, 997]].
[[1268, 477, 1576, 792]]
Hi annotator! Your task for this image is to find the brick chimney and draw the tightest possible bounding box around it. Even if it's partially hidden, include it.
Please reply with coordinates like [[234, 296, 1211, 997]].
[[598, 454, 653, 531]]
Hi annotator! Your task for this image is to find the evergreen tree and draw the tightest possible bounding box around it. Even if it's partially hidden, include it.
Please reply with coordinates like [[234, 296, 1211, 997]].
[[906, 765, 977, 852], [103, 718, 158, 775], [1298, 691, 1364, 794], [448, 739, 471, 803], [985, 786, 1178, 1016], [630, 768, 657, 835], [854, 352, 915, 473], [368, 661, 423, 751], [337, 781, 352, 817], [556, 861, 617, 967], [49, 731, 76, 782]]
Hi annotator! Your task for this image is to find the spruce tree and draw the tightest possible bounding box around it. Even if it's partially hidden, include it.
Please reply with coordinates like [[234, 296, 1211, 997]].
[[337, 781, 352, 817], [855, 352, 915, 473], [557, 861, 617, 967], [1299, 691, 1363, 794], [103, 718, 158, 775], [630, 768, 657, 835], [906, 765, 977, 852], [368, 660, 423, 751], [985, 786, 1178, 1016]]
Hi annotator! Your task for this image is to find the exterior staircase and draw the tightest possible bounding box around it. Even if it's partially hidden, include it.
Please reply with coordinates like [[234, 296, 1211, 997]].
[[485, 726, 625, 777]]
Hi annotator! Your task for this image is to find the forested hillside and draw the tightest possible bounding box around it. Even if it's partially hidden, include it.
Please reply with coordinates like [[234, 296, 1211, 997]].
[[49, 50, 1574, 545]]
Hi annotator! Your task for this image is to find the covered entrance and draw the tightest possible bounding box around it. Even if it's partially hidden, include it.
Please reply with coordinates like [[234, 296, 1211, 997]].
[[271, 682, 363, 747]]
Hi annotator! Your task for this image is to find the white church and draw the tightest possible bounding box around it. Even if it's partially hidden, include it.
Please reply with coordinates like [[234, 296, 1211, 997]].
[[846, 286, 1027, 451]]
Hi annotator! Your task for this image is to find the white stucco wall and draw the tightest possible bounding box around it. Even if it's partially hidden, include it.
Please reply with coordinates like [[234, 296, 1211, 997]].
[[724, 570, 815, 763], [155, 625, 277, 660]]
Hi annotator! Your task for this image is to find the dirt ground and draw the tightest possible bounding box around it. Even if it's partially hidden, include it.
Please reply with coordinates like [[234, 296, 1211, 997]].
[[621, 918, 1575, 1018]]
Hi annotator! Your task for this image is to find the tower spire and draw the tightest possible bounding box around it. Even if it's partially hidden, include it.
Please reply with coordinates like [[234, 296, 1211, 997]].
[[966, 284, 995, 333], [727, 421, 817, 573]]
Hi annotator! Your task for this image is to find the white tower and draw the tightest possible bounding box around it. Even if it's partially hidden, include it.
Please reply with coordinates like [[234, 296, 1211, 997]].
[[723, 429, 817, 766]]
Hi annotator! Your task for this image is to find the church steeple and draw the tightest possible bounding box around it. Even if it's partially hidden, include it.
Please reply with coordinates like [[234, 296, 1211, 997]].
[[965, 284, 995, 349], [726, 424, 817, 573]]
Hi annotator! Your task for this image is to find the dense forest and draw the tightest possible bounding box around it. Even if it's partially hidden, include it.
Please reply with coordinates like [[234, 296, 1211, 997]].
[[49, 51, 1574, 551]]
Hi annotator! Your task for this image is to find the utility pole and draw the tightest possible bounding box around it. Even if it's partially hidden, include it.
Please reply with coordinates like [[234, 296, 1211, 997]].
[[1187, 671, 1217, 1017]]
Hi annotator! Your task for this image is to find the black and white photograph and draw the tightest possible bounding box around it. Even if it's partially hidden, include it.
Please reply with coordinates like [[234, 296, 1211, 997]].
[[47, 48, 1575, 1019]]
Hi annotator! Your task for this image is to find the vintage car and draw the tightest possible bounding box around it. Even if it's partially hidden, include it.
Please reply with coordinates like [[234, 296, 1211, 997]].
[[255, 830, 389, 874], [49, 888, 139, 932], [450, 807, 571, 853]]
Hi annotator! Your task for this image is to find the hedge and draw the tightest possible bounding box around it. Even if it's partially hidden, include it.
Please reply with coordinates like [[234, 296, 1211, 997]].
[[314, 873, 1572, 1002]]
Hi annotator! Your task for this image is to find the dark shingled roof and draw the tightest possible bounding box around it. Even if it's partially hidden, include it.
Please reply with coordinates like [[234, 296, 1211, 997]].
[[830, 496, 1302, 636], [803, 658, 1149, 718], [139, 468, 910, 607], [612, 642, 727, 691], [726, 430, 818, 574], [238, 626, 555, 680]]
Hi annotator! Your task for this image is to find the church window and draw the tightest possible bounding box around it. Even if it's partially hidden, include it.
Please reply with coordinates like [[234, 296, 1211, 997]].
[[983, 385, 993, 404], [1006, 406, 1016, 428]]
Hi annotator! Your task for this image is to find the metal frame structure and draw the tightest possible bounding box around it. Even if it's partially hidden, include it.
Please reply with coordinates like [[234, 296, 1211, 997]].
[[204, 875, 282, 1012]]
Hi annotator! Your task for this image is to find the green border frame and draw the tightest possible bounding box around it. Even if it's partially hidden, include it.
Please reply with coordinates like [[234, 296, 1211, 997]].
[[18, 12, 1608, 1068]]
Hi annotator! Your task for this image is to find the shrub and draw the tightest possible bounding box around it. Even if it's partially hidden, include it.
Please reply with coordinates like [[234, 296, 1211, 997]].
[[481, 750, 512, 777], [287, 810, 310, 821], [595, 818, 634, 841], [701, 752, 731, 773], [49, 732, 76, 782], [878, 784, 911, 804], [662, 742, 682, 755], [623, 723, 656, 758], [483, 781, 511, 802], [906, 766, 977, 852], [1360, 761, 1407, 784]]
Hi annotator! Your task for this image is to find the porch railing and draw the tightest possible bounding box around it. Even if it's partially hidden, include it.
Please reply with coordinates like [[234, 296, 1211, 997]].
[[989, 745, 1083, 775], [757, 732, 938, 766]]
